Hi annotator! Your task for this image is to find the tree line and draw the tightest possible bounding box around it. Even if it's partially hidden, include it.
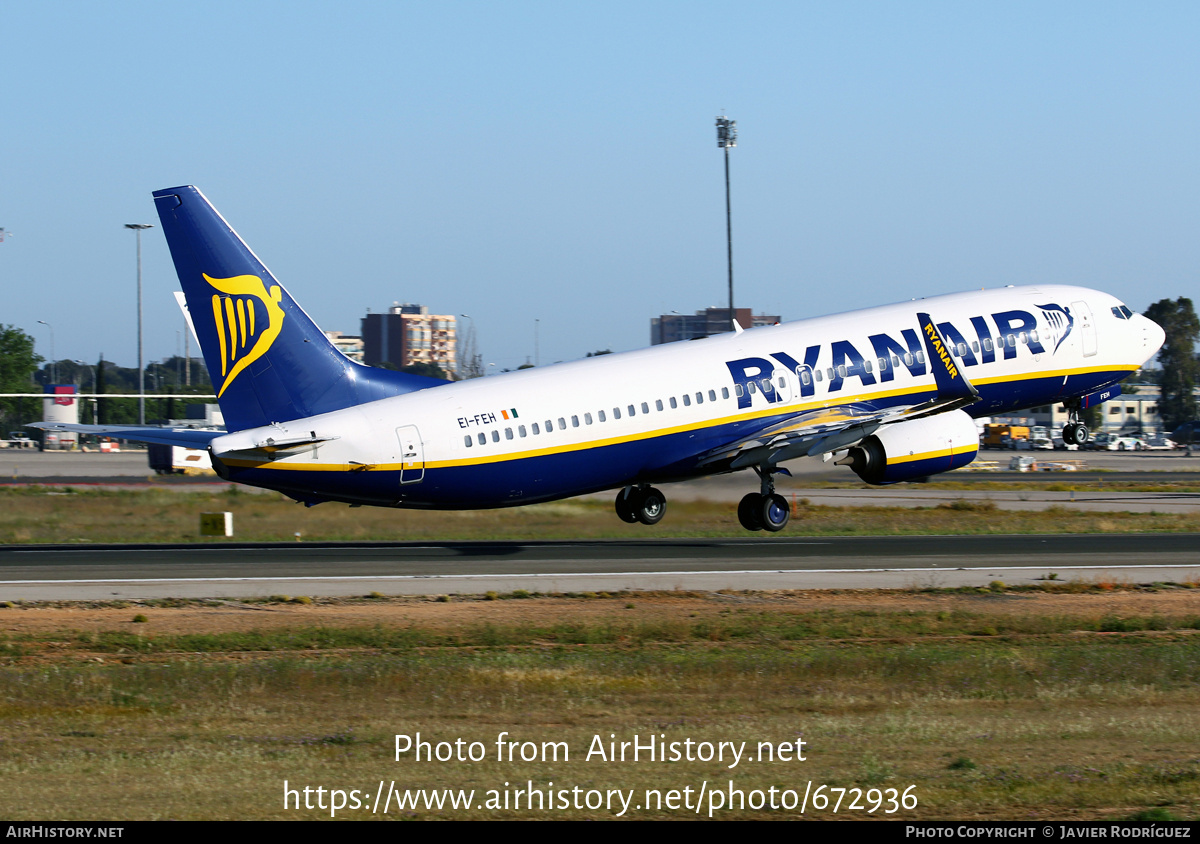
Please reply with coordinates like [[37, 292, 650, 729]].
[[0, 327, 216, 432], [1, 303, 1197, 435]]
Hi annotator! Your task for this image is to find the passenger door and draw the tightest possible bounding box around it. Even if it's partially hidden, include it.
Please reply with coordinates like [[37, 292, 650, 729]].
[[396, 425, 424, 484]]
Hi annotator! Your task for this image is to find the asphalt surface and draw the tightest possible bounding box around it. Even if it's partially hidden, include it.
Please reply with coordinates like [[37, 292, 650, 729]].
[[3, 451, 1197, 600], [2, 534, 1197, 600]]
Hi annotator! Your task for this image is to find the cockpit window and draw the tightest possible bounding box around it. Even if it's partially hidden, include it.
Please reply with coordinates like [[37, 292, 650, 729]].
[[1112, 305, 1134, 320]]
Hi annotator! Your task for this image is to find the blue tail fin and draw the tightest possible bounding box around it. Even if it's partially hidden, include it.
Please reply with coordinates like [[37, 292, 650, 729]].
[[153, 186, 448, 432]]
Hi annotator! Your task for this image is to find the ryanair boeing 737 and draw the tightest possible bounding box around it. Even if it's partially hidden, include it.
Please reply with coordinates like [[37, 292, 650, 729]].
[[37, 186, 1165, 532]]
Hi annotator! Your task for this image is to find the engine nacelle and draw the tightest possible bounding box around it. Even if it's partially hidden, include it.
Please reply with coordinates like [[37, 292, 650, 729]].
[[836, 410, 979, 485]]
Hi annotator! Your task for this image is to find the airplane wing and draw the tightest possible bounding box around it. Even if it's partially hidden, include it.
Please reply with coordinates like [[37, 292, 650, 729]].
[[700, 312, 980, 471], [27, 423, 225, 449]]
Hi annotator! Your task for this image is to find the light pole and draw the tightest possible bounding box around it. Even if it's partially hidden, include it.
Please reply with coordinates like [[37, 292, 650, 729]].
[[459, 313, 482, 379], [37, 320, 55, 383], [125, 223, 154, 424], [74, 360, 96, 423], [715, 115, 737, 328], [73, 360, 94, 392]]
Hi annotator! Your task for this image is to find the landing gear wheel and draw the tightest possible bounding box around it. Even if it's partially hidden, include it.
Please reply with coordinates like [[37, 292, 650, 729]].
[[760, 493, 790, 532], [1062, 421, 1089, 446], [738, 493, 765, 531], [634, 487, 667, 525], [614, 490, 638, 523]]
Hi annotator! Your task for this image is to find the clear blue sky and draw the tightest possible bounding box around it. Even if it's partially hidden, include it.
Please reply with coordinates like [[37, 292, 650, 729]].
[[2, 2, 1197, 374]]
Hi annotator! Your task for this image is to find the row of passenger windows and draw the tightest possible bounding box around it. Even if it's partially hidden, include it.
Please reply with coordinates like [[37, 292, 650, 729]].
[[949, 330, 1041, 359], [464, 387, 735, 447]]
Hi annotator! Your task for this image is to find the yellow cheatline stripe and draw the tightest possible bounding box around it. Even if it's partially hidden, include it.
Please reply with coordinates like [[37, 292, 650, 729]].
[[227, 364, 1129, 474], [212, 295, 228, 377], [970, 364, 1135, 387], [888, 446, 975, 466], [226, 394, 880, 472]]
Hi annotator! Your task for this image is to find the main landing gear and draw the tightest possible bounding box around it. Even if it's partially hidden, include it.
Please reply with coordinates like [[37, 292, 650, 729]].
[[737, 466, 791, 532], [1061, 401, 1090, 446], [613, 469, 793, 533], [615, 485, 667, 525]]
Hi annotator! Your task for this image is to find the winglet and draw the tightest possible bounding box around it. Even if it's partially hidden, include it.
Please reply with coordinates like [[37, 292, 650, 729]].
[[916, 312, 978, 403]]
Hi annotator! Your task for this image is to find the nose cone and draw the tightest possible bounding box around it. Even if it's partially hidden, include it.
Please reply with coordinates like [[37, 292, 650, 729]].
[[1139, 313, 1166, 358]]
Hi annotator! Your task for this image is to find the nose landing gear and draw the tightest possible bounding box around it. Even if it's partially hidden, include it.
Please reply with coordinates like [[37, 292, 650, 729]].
[[1061, 400, 1090, 446]]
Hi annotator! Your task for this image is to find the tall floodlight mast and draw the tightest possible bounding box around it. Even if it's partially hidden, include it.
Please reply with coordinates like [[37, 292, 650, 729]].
[[715, 115, 737, 327], [125, 223, 154, 424]]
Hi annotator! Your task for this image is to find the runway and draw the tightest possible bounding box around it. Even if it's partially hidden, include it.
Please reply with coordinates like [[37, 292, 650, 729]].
[[2, 534, 1197, 601], [3, 452, 1197, 600]]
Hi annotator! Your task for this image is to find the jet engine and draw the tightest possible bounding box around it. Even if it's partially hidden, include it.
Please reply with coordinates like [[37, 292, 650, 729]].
[[836, 410, 979, 485]]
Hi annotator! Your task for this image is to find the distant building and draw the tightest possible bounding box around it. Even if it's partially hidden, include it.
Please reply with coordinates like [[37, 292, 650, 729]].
[[1025, 383, 1192, 435], [651, 307, 780, 345], [361, 303, 457, 375], [323, 330, 364, 363]]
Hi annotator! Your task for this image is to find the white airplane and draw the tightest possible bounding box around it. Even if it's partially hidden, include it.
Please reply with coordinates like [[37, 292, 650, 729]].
[[37, 186, 1165, 532]]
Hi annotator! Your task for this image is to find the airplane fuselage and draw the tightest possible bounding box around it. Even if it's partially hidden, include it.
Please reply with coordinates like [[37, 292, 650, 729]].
[[210, 284, 1160, 509]]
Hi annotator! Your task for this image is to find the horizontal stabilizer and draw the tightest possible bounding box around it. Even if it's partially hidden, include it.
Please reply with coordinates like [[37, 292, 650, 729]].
[[27, 423, 224, 449]]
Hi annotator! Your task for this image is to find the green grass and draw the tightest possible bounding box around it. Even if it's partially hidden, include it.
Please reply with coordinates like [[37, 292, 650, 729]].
[[1, 486, 1198, 543]]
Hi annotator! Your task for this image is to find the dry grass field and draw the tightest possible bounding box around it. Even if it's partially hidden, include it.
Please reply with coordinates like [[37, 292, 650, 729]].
[[1, 586, 1198, 820]]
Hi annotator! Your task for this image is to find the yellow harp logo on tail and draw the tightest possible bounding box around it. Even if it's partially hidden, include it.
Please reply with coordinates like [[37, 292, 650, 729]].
[[204, 273, 285, 397]]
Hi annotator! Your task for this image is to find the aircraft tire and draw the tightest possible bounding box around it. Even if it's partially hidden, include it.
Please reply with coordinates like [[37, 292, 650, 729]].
[[635, 487, 667, 525], [1073, 423, 1090, 445], [760, 493, 790, 532], [738, 493, 765, 531], [614, 490, 639, 523]]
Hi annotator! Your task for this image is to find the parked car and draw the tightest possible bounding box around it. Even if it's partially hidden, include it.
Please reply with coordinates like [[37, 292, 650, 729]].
[[1143, 434, 1176, 450], [1104, 436, 1147, 451], [1170, 422, 1198, 449]]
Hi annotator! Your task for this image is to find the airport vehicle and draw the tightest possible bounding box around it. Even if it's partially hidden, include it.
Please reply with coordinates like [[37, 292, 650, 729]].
[[1028, 425, 1053, 450], [33, 186, 1166, 532], [981, 424, 1030, 450], [147, 442, 216, 475]]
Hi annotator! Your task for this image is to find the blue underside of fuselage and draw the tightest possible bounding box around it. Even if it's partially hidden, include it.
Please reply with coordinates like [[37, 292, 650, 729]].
[[225, 369, 1128, 509]]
